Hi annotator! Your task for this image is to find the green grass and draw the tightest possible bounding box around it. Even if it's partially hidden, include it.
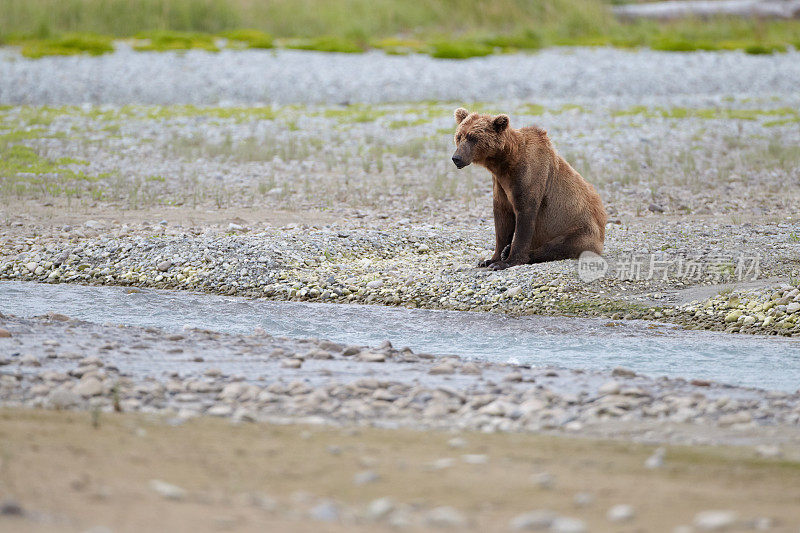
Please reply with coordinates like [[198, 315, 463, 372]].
[[13, 32, 113, 58], [285, 36, 364, 53], [133, 30, 218, 52], [429, 39, 493, 59], [219, 29, 273, 49], [612, 106, 800, 122], [0, 128, 100, 199], [3, 0, 800, 58]]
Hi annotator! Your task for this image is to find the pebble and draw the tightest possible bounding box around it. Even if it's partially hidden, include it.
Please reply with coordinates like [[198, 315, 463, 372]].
[[149, 479, 187, 501], [353, 470, 380, 486], [573, 492, 594, 507], [531, 472, 554, 489], [309, 500, 340, 522], [612, 367, 636, 378], [598, 380, 621, 395], [425, 506, 467, 528], [607, 504, 635, 522], [429, 362, 456, 375], [693, 510, 737, 531], [19, 354, 41, 366], [366, 497, 395, 521], [0, 499, 24, 516], [645, 447, 666, 469], [74, 377, 103, 397], [550, 517, 587, 533], [0, 328, 11, 338], [754, 444, 782, 459], [48, 389, 82, 408], [281, 359, 302, 368], [358, 351, 386, 363], [509, 509, 557, 530]]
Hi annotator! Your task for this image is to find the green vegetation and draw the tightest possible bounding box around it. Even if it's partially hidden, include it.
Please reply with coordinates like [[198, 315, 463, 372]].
[[133, 30, 218, 52], [12, 33, 113, 58], [219, 29, 273, 49], [429, 40, 493, 59], [2, 0, 799, 58], [0, 128, 99, 200], [285, 36, 364, 54], [612, 106, 800, 122]]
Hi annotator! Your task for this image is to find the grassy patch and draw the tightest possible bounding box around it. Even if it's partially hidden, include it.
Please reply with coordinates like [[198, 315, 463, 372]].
[[0, 128, 100, 200], [389, 117, 432, 129], [285, 36, 364, 53], [429, 40, 492, 59], [371, 37, 426, 55], [2, 0, 800, 57], [481, 29, 543, 51], [219, 29, 273, 49], [321, 105, 388, 123], [612, 106, 800, 122], [133, 30, 218, 52], [15, 33, 113, 58]]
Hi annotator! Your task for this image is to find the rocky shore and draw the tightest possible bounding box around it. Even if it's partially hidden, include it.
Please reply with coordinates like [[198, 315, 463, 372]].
[[2, 218, 799, 338], [2, 313, 799, 450]]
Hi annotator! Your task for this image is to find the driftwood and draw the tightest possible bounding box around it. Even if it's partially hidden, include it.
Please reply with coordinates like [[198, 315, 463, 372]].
[[613, 0, 800, 20]]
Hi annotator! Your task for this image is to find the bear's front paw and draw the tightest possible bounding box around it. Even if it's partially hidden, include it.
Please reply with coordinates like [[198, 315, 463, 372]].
[[488, 261, 511, 271], [500, 245, 511, 262], [477, 258, 496, 268]]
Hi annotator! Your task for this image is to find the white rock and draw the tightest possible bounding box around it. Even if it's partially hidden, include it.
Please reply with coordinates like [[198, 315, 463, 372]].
[[366, 497, 395, 521], [309, 500, 339, 522], [550, 517, 587, 533], [74, 377, 103, 397], [366, 279, 384, 289], [359, 351, 386, 363], [509, 509, 556, 530], [754, 444, 782, 458], [573, 492, 594, 507], [787, 302, 800, 313], [149, 479, 186, 500], [599, 380, 621, 395], [206, 405, 233, 417], [693, 510, 737, 531], [426, 506, 466, 528], [506, 286, 523, 297], [19, 354, 41, 366], [447, 437, 467, 448], [531, 472, 554, 489], [429, 361, 456, 375], [353, 470, 380, 486], [607, 504, 635, 522], [48, 389, 82, 408], [645, 447, 666, 469]]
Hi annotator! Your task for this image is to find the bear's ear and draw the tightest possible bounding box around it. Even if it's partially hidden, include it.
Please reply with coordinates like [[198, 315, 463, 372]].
[[454, 107, 469, 124], [492, 114, 510, 132]]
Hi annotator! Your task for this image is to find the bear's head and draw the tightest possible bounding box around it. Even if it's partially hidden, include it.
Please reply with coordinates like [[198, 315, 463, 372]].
[[451, 107, 510, 169]]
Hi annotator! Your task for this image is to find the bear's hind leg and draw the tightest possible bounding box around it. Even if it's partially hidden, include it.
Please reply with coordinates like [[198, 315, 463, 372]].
[[529, 232, 601, 264]]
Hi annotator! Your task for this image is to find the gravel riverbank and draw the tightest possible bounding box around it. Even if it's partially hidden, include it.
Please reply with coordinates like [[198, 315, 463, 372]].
[[2, 313, 800, 450], [3, 46, 800, 105]]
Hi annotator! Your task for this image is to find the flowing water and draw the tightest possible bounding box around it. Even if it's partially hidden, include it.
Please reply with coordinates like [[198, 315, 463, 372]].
[[2, 281, 800, 391]]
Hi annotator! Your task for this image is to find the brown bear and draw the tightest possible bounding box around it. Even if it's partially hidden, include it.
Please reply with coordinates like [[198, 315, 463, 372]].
[[452, 107, 606, 270]]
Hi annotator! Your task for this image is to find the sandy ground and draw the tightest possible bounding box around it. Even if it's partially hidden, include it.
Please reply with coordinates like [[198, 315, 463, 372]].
[[1, 409, 800, 532]]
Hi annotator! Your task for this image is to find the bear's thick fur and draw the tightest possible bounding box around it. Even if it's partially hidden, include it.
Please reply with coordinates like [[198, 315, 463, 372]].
[[452, 107, 606, 270]]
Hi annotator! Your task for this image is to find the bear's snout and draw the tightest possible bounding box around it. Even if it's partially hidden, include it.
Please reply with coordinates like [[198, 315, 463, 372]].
[[451, 155, 468, 169]]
